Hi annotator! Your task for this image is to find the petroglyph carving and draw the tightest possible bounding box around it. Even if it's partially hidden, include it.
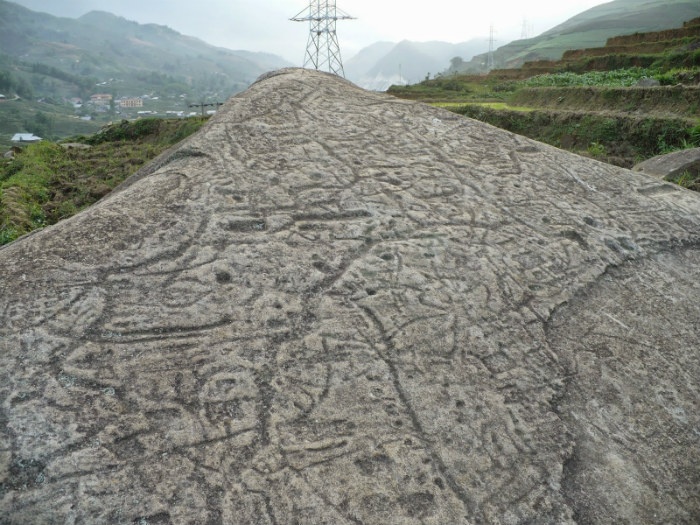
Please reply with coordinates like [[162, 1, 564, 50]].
[[1, 69, 699, 524]]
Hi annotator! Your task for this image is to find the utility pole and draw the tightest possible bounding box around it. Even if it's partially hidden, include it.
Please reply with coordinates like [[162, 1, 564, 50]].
[[291, 1, 355, 77], [189, 102, 223, 116]]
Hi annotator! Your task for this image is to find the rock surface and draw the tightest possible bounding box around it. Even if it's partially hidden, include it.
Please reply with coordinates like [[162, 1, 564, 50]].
[[1, 68, 699, 524], [633, 146, 700, 180]]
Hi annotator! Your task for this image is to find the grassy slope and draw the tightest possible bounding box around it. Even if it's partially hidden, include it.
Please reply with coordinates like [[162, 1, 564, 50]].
[[389, 14, 700, 183], [391, 66, 700, 167], [448, 104, 698, 167], [471, 0, 699, 70], [0, 116, 208, 245], [509, 85, 700, 117]]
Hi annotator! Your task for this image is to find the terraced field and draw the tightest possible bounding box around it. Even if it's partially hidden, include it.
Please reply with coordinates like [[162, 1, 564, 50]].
[[389, 18, 700, 178]]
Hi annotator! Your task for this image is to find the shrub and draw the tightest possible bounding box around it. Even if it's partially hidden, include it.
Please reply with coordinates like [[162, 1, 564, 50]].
[[518, 68, 656, 88], [587, 142, 606, 157]]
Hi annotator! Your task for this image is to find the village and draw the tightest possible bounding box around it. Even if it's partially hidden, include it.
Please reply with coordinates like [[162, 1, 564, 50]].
[[3, 87, 218, 146]]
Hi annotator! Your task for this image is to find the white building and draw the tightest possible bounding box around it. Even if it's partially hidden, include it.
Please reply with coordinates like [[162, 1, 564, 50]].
[[11, 133, 42, 143]]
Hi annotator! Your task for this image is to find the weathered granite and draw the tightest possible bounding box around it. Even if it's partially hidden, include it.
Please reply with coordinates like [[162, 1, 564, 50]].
[[633, 147, 700, 180], [1, 68, 699, 524]]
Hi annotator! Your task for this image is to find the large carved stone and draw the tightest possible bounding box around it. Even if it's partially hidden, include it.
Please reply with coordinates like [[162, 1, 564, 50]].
[[1, 68, 699, 524]]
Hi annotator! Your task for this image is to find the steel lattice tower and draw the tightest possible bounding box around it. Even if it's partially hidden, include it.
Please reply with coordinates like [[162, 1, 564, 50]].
[[487, 24, 496, 72], [291, 1, 354, 77]]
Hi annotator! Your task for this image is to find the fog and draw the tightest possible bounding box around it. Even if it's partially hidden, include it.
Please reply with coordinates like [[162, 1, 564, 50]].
[[12, 0, 610, 63]]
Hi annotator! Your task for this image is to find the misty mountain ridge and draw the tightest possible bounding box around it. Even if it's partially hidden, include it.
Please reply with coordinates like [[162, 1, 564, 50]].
[[0, 0, 291, 100], [345, 0, 697, 88], [345, 38, 490, 90], [5, 0, 695, 100], [1, 0, 483, 96]]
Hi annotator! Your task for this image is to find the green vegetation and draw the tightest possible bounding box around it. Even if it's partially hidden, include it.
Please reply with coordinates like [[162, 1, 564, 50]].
[[449, 105, 699, 163], [517, 67, 692, 87], [668, 170, 700, 191], [433, 102, 535, 112], [389, 17, 700, 185], [587, 141, 607, 158], [0, 117, 208, 246], [0, 65, 33, 99], [453, 0, 699, 73], [0, 98, 102, 150], [388, 76, 509, 103], [0, 1, 283, 104]]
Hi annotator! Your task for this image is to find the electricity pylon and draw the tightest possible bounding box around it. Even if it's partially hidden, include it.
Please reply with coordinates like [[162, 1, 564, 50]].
[[291, 1, 355, 77], [487, 24, 496, 72]]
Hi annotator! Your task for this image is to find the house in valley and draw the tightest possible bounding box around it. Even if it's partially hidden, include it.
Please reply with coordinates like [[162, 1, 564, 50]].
[[11, 133, 42, 143], [119, 97, 144, 108], [90, 93, 112, 106]]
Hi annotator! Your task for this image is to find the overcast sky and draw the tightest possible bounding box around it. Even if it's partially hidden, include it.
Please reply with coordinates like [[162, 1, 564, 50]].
[[14, 0, 611, 62]]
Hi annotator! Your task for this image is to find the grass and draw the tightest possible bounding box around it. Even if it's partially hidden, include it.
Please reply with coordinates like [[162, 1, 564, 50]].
[[388, 40, 700, 181], [525, 29, 622, 56], [0, 116, 208, 246], [432, 102, 536, 112], [668, 169, 700, 191], [518, 67, 700, 88], [447, 104, 700, 168], [388, 75, 507, 102], [519, 68, 657, 87]]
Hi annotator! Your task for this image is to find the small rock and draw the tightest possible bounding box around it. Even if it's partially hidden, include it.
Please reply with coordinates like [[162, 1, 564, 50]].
[[60, 142, 92, 150], [633, 147, 700, 180]]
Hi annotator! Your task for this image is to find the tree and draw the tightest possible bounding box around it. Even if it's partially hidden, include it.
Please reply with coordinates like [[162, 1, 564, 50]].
[[15, 77, 34, 99], [27, 111, 55, 139], [0, 70, 12, 92]]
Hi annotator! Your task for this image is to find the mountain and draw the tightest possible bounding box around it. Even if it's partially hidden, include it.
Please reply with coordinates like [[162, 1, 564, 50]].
[[0, 1, 291, 99], [343, 42, 396, 87], [346, 39, 489, 90], [455, 0, 699, 73]]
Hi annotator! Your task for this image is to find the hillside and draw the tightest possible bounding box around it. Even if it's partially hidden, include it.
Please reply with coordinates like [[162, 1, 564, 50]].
[[0, 96, 103, 151], [0, 1, 290, 100], [456, 0, 699, 73], [483, 16, 700, 80], [388, 17, 700, 185], [0, 0, 291, 145], [0, 117, 207, 245]]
